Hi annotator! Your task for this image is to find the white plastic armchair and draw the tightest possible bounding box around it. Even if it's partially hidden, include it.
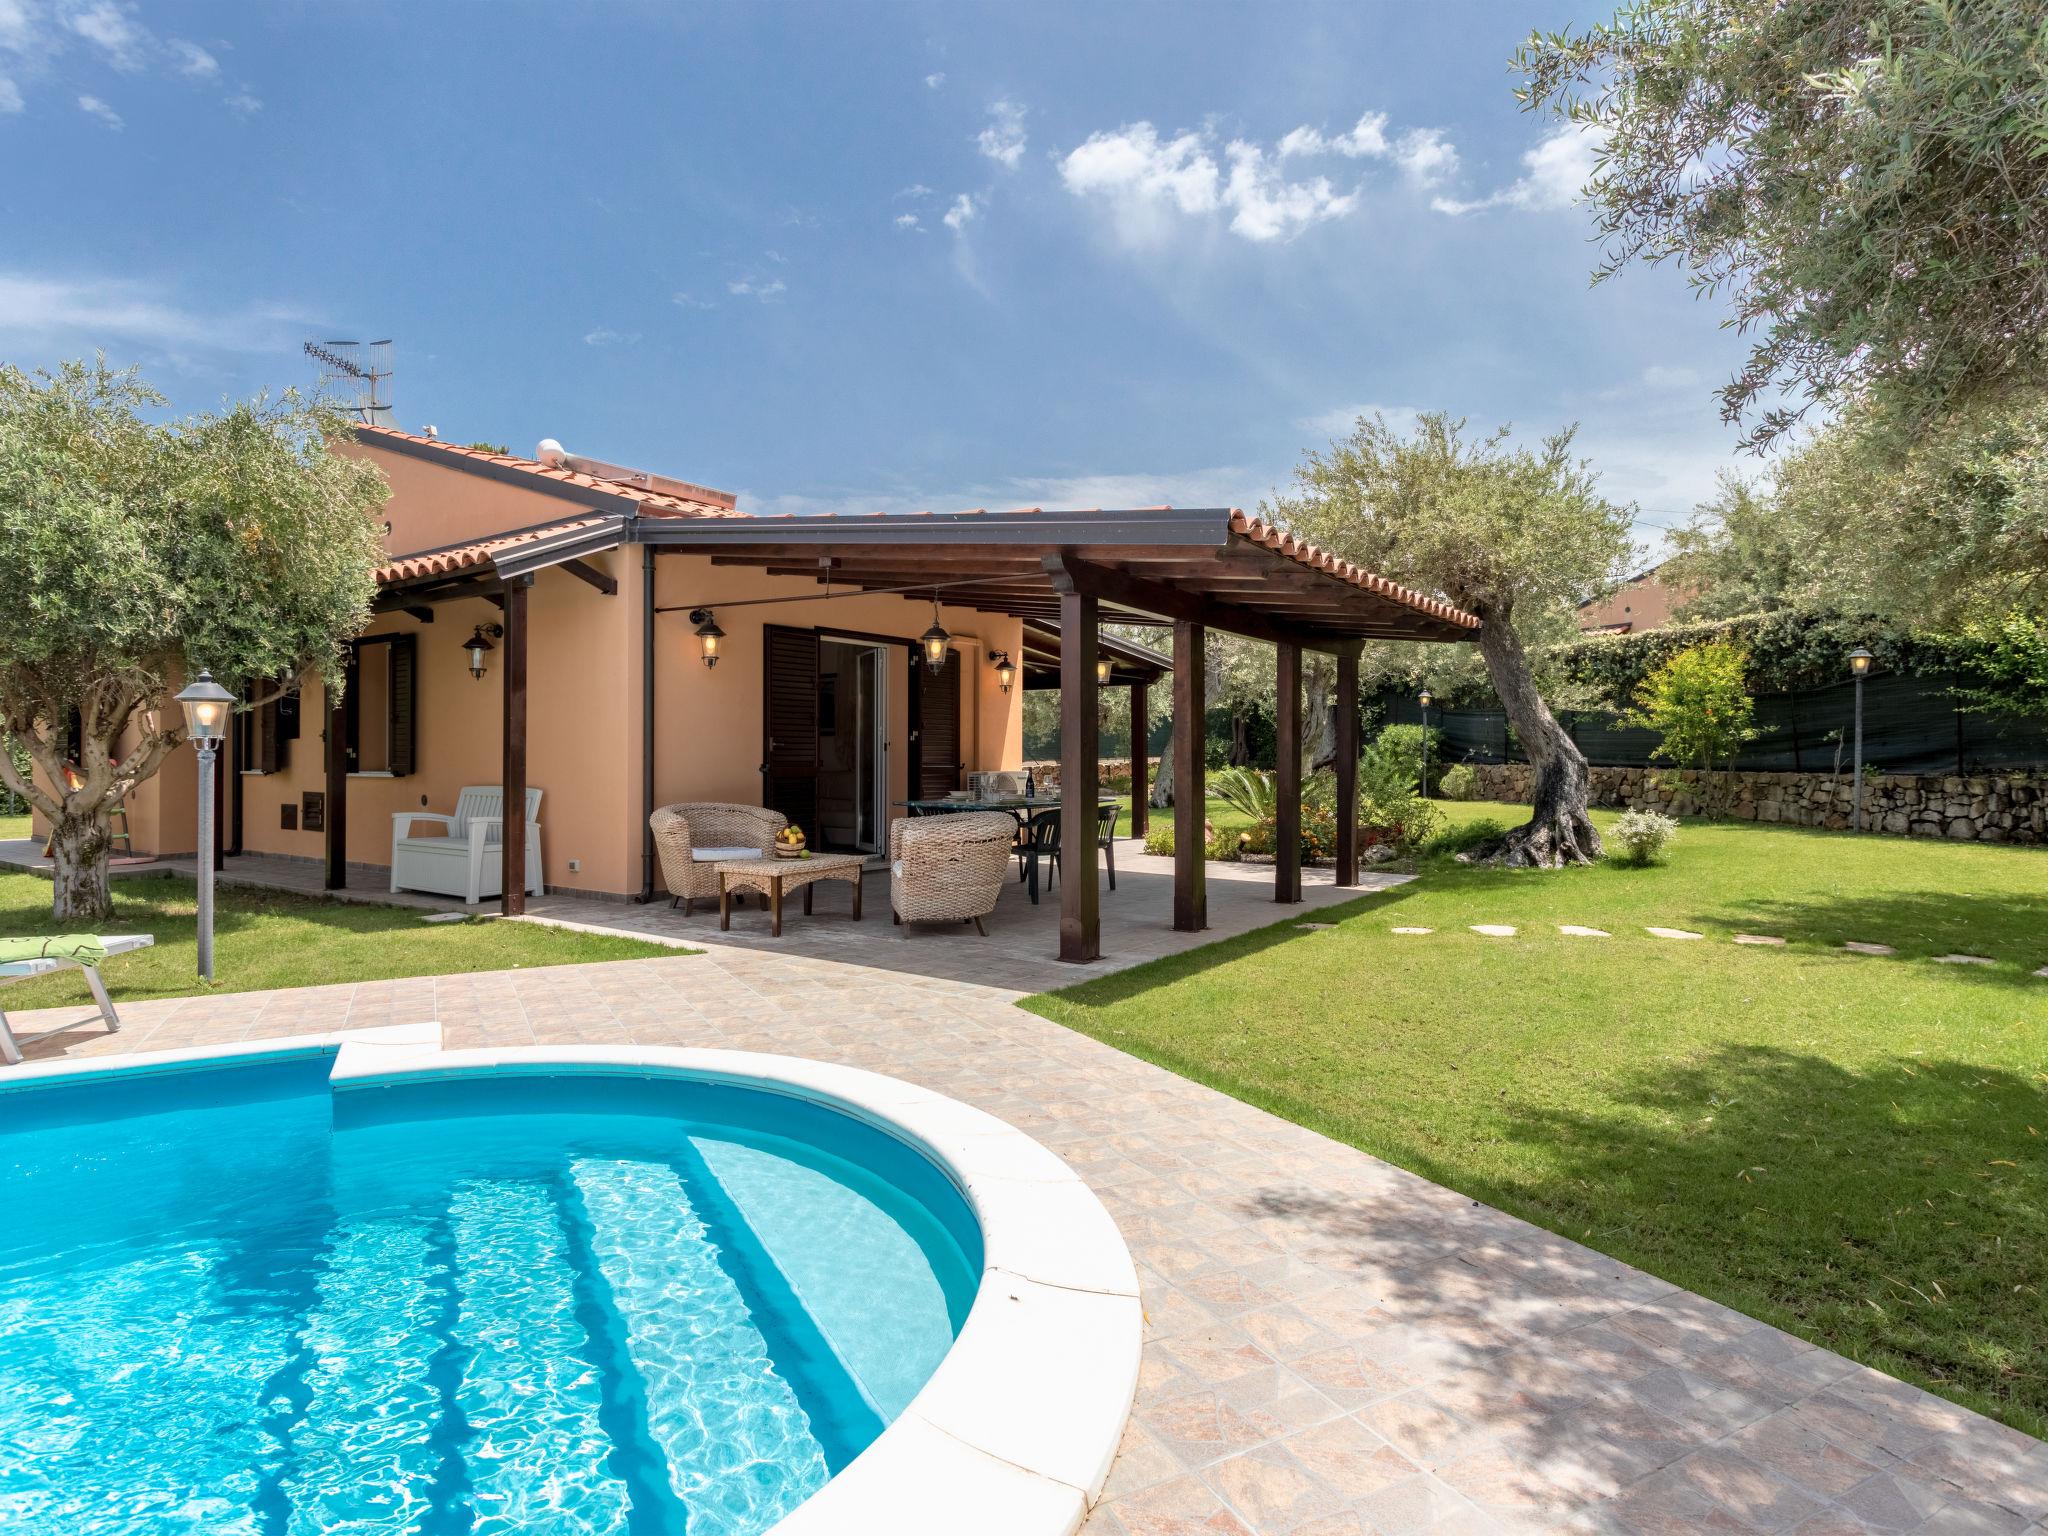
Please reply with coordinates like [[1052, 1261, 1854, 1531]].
[[390, 785, 543, 904]]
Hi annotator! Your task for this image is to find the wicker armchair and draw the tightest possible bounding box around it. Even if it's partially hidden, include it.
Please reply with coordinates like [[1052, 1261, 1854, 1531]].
[[890, 811, 1014, 936], [650, 802, 788, 915]]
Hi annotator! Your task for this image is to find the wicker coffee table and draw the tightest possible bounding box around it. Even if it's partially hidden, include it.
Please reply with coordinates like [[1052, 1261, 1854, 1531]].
[[716, 852, 866, 937]]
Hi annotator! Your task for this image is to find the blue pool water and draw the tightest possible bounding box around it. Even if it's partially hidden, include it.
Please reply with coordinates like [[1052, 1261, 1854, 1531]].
[[0, 1056, 982, 1536]]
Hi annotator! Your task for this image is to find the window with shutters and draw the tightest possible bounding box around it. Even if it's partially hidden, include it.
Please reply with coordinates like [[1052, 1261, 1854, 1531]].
[[344, 633, 418, 776], [235, 680, 301, 775]]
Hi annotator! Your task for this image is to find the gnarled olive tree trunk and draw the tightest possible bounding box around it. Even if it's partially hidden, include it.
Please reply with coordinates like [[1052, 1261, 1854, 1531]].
[[1471, 619, 1602, 867], [1149, 722, 1175, 808], [45, 808, 115, 923]]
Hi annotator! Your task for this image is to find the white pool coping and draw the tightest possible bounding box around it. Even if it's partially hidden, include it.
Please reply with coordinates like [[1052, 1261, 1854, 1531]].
[[1, 1026, 1141, 1536]]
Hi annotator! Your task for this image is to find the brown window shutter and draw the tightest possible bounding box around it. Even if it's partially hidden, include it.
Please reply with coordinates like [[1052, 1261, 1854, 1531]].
[[252, 695, 282, 773], [387, 632, 418, 776]]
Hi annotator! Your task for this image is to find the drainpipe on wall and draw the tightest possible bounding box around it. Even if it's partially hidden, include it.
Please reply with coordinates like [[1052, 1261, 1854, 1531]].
[[637, 540, 657, 902]]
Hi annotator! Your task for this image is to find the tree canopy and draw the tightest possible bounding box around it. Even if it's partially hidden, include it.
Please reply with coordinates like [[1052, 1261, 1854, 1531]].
[[0, 359, 389, 918], [1518, 0, 2048, 449]]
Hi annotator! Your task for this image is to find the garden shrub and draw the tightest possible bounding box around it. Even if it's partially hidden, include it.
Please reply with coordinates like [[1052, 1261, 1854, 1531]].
[[1371, 723, 1444, 794], [1608, 809, 1679, 866], [1621, 642, 1758, 817], [1437, 763, 1479, 801], [1143, 821, 1236, 860], [1425, 816, 1507, 858]]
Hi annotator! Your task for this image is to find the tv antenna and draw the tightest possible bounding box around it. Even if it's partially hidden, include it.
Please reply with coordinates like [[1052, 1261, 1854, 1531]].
[[303, 339, 393, 427]]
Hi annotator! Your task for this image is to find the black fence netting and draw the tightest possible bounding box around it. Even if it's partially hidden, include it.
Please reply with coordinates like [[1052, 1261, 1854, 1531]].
[[1378, 672, 2048, 775]]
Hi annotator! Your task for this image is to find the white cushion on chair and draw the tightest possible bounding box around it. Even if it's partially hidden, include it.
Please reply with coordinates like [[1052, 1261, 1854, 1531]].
[[692, 846, 765, 863]]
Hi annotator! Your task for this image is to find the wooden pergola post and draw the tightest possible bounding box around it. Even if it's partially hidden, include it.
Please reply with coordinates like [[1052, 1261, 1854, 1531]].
[[1172, 620, 1206, 932], [1275, 641, 1302, 903], [323, 678, 348, 891], [1334, 644, 1360, 887], [1058, 585, 1101, 962], [501, 576, 530, 917], [1128, 679, 1148, 841]]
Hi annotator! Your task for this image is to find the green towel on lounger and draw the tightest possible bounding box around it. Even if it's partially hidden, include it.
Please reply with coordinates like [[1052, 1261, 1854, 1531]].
[[0, 935, 109, 966]]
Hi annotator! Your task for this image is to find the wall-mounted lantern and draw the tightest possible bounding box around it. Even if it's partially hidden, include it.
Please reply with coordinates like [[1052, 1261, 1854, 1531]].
[[1096, 657, 1113, 686], [465, 623, 503, 681], [991, 651, 1015, 693], [691, 609, 725, 669]]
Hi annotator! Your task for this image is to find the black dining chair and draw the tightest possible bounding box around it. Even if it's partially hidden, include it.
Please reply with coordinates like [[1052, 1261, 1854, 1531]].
[[1018, 805, 1120, 901]]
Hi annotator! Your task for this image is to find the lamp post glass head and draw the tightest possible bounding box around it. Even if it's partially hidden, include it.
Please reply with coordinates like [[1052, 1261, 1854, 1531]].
[[1418, 688, 1432, 711], [1848, 647, 1873, 678], [175, 671, 234, 746], [691, 609, 724, 669], [920, 599, 950, 673]]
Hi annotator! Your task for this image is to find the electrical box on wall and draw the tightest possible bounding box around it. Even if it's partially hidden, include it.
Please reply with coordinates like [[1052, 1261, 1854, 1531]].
[[280, 803, 297, 831], [301, 792, 324, 832]]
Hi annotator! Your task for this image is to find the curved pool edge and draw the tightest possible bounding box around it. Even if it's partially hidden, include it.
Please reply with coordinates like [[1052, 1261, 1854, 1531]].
[[5, 1024, 1141, 1536]]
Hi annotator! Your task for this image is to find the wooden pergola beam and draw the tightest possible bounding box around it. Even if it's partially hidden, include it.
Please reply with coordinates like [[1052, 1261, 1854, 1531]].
[[1042, 553, 1353, 654], [501, 575, 530, 917], [1172, 619, 1206, 932], [1275, 642, 1303, 904], [1058, 585, 1101, 963], [1334, 644, 1361, 887]]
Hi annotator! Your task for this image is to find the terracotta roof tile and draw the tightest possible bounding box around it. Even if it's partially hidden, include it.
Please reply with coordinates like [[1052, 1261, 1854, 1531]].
[[355, 424, 746, 518], [375, 515, 614, 586], [1229, 509, 1480, 630]]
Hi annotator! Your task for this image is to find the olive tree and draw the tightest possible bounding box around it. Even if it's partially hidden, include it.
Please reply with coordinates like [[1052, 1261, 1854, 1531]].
[[1517, 0, 2048, 450], [1273, 412, 1636, 867], [0, 361, 388, 921]]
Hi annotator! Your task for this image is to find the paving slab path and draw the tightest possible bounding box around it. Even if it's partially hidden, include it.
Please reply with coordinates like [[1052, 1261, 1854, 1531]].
[[9, 931, 2046, 1531]]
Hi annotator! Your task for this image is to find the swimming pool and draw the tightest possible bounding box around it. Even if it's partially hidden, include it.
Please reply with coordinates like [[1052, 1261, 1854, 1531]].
[[0, 1039, 1138, 1536]]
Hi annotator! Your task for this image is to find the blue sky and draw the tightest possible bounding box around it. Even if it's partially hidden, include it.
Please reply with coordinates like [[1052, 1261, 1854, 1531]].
[[1, 1, 1759, 550]]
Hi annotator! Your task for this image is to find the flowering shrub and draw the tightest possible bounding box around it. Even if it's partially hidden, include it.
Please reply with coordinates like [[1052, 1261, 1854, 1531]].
[[1608, 809, 1680, 867]]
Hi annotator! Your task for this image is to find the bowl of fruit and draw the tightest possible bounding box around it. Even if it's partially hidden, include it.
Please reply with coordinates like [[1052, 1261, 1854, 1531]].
[[773, 825, 808, 859]]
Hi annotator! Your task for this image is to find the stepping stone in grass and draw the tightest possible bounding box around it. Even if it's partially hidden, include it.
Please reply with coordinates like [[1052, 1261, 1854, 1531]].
[[2036, 966, 2048, 979], [1645, 927, 1704, 940], [1733, 934, 1786, 947], [1471, 924, 1517, 937], [1933, 953, 1994, 966], [1558, 925, 1610, 937], [1843, 941, 1896, 957], [420, 912, 469, 924], [1391, 926, 1433, 935], [1295, 923, 1338, 932]]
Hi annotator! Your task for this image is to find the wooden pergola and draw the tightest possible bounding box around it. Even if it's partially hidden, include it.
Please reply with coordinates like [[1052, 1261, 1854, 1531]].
[[641, 508, 1479, 962], [1017, 621, 1170, 840]]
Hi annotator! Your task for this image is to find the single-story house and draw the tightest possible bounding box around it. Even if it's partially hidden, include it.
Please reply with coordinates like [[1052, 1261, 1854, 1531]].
[[46, 426, 1477, 961]]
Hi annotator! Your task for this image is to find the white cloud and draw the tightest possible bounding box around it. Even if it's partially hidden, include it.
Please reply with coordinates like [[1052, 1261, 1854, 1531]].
[[923, 71, 944, 89], [224, 88, 259, 116], [1394, 128, 1458, 188], [65, 0, 143, 69], [76, 91, 120, 128], [749, 463, 1270, 520], [166, 37, 215, 78], [0, 0, 35, 54], [0, 271, 311, 355], [582, 326, 639, 347], [727, 276, 786, 300], [1432, 123, 1604, 216], [942, 192, 977, 232], [671, 291, 716, 310], [1297, 402, 1421, 440], [0, 75, 20, 113], [894, 183, 932, 200], [976, 99, 1027, 169], [1278, 111, 1388, 160], [1059, 121, 1363, 246], [894, 212, 923, 231]]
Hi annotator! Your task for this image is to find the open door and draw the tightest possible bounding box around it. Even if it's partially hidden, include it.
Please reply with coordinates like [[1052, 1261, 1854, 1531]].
[[762, 624, 820, 837], [911, 649, 963, 799]]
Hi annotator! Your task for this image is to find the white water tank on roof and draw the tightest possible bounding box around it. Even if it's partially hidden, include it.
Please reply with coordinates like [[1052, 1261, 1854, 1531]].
[[536, 438, 568, 466]]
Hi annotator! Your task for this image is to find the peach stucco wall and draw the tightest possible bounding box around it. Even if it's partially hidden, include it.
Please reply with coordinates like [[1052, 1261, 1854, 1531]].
[[37, 446, 1027, 899]]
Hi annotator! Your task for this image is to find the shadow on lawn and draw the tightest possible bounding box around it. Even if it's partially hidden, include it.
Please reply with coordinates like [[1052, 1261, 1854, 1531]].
[[1690, 887, 2048, 978], [1242, 1039, 2046, 1445]]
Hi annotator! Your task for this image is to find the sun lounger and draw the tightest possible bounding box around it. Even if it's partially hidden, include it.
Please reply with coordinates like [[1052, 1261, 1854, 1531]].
[[0, 934, 155, 1065]]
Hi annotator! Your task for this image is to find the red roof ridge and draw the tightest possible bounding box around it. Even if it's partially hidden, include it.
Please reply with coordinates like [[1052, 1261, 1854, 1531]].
[[354, 423, 747, 520]]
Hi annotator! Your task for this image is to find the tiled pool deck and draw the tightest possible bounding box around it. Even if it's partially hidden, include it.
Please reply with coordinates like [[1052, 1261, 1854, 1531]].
[[7, 859, 2046, 1533]]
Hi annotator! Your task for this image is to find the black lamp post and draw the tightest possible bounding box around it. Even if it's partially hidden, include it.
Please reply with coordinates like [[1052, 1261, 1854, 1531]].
[[1418, 687, 1433, 799], [1848, 647, 1873, 831], [175, 670, 234, 981]]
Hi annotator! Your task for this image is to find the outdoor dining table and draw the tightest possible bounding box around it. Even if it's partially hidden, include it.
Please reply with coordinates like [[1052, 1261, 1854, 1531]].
[[893, 796, 1116, 819]]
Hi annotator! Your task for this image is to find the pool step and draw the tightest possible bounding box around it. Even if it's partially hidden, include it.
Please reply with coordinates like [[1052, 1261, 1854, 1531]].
[[285, 1221, 442, 1535], [450, 1179, 633, 1536], [571, 1157, 831, 1533]]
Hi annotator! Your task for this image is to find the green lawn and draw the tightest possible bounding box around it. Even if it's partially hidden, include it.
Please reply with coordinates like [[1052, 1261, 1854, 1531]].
[[0, 869, 681, 1013], [1028, 802, 2048, 1438], [1, 813, 27, 842]]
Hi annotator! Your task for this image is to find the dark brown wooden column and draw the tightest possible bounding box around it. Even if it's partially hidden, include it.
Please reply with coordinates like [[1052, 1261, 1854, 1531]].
[[1057, 585, 1101, 963], [1127, 680, 1149, 840], [1172, 621, 1206, 932], [500, 576, 530, 917], [1334, 645, 1360, 887], [1275, 641, 1302, 903], [323, 676, 348, 890]]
